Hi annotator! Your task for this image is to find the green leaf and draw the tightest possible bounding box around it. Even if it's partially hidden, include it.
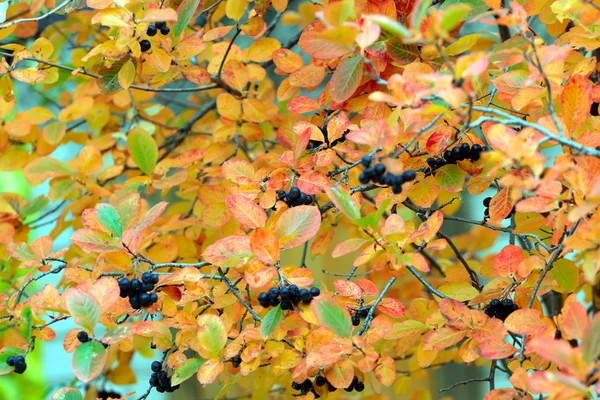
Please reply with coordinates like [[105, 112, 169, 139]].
[[171, 358, 204, 385], [127, 127, 158, 176], [411, 0, 432, 30], [324, 185, 361, 220], [174, 0, 201, 40], [97, 57, 128, 95], [368, 15, 410, 38], [441, 4, 471, 31], [582, 314, 600, 364], [261, 305, 282, 339], [20, 305, 32, 340], [311, 297, 352, 338], [440, 0, 489, 19], [72, 341, 107, 382], [21, 196, 50, 220], [96, 204, 123, 238], [354, 199, 391, 229], [435, 164, 465, 192], [386, 36, 420, 64], [548, 259, 578, 293], [52, 387, 84, 400], [330, 56, 364, 103], [0, 347, 25, 375], [64, 289, 100, 333]]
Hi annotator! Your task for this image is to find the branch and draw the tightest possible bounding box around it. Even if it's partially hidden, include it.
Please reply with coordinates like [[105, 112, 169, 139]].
[[439, 377, 489, 393], [406, 265, 448, 299], [218, 268, 262, 323], [355, 277, 396, 335], [0, 0, 71, 29]]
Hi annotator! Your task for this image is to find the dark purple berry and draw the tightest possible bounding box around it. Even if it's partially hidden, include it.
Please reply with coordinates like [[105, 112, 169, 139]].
[[77, 331, 89, 343], [140, 39, 151, 52], [310, 287, 320, 297]]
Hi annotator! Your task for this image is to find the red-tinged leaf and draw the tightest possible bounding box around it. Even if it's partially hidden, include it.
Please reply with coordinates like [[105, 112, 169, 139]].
[[273, 206, 321, 250], [311, 297, 353, 338], [426, 128, 452, 155], [132, 201, 168, 236], [225, 195, 267, 229], [334, 280, 363, 299], [330, 56, 364, 103], [23, 157, 73, 186], [202, 236, 253, 268], [385, 320, 430, 340], [245, 264, 278, 289], [296, 171, 329, 195], [332, 238, 369, 258], [484, 389, 526, 400], [52, 387, 83, 400], [285, 268, 314, 286], [407, 210, 444, 244], [72, 341, 107, 383], [174, 0, 200, 39], [438, 298, 473, 328], [478, 340, 517, 359], [503, 309, 549, 336], [64, 289, 100, 333], [287, 96, 320, 113], [525, 338, 585, 372], [197, 359, 224, 384], [289, 65, 326, 88], [221, 159, 255, 183], [324, 185, 361, 220], [582, 313, 600, 363], [294, 128, 312, 160], [299, 21, 352, 59], [494, 244, 523, 278], [422, 327, 466, 351], [489, 187, 514, 222], [561, 74, 592, 137], [71, 229, 122, 253], [377, 298, 406, 318], [89, 278, 119, 314], [156, 267, 203, 287], [324, 359, 354, 389], [374, 358, 396, 386], [250, 228, 280, 264], [357, 279, 379, 296], [182, 66, 211, 84], [197, 315, 227, 358], [7, 242, 37, 262], [171, 358, 204, 386], [561, 301, 588, 341]]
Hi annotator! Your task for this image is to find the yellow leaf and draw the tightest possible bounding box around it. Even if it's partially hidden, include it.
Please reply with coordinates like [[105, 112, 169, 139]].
[[226, 0, 246, 21], [118, 60, 136, 90]]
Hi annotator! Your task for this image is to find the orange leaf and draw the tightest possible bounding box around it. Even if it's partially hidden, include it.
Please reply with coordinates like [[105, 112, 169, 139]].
[[225, 194, 267, 229], [503, 309, 550, 336], [334, 280, 363, 299], [324, 359, 354, 388], [489, 187, 515, 222], [273, 206, 321, 250], [561, 74, 592, 137], [377, 298, 406, 318], [422, 327, 466, 351], [250, 228, 280, 264], [494, 244, 523, 278], [197, 359, 224, 384]]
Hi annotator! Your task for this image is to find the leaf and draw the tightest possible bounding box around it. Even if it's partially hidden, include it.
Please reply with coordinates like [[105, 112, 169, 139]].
[[72, 341, 107, 382], [171, 358, 204, 386], [273, 206, 321, 250], [250, 228, 280, 264], [71, 229, 122, 253], [97, 57, 127, 94], [324, 359, 354, 389], [330, 56, 364, 103], [561, 74, 591, 137], [489, 187, 514, 222], [440, 0, 489, 18], [261, 305, 282, 339], [548, 259, 579, 293], [197, 315, 227, 358], [52, 387, 83, 400], [334, 280, 363, 299], [324, 185, 361, 220], [174, 0, 200, 39], [311, 297, 352, 338], [494, 244, 523, 278], [127, 127, 158, 176], [95, 204, 123, 238], [202, 236, 253, 268], [377, 298, 406, 318], [117, 59, 135, 90], [422, 327, 466, 351], [503, 309, 548, 335], [582, 313, 600, 363], [197, 359, 224, 384], [435, 164, 465, 193], [354, 199, 391, 229], [225, 195, 267, 229], [64, 289, 100, 332], [368, 15, 410, 37], [23, 157, 73, 186], [226, 0, 245, 21], [386, 36, 419, 64]]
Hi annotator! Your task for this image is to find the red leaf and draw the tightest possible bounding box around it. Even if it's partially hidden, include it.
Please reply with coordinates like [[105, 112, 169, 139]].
[[250, 228, 280, 264], [225, 195, 267, 229], [273, 206, 321, 250], [494, 244, 523, 278], [334, 280, 363, 299], [329, 56, 364, 103], [377, 298, 406, 318]]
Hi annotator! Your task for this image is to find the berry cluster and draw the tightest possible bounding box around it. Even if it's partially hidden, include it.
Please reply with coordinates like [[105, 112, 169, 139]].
[[257, 285, 320, 310], [230, 354, 242, 368], [97, 390, 121, 399], [149, 361, 180, 393], [292, 378, 324, 397], [139, 22, 170, 52], [6, 355, 26, 374], [278, 187, 313, 207], [426, 143, 490, 173], [118, 272, 159, 309], [351, 308, 370, 326], [484, 298, 518, 321], [343, 376, 365, 392], [358, 156, 416, 194]]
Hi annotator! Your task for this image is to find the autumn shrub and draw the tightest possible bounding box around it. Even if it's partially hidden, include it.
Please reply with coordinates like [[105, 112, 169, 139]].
[[1, 0, 600, 399]]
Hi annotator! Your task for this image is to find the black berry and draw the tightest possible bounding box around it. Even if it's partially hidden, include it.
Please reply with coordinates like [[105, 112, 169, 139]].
[[315, 376, 326, 386], [310, 287, 320, 297], [352, 315, 360, 326], [151, 361, 161, 372], [361, 155, 372, 167], [402, 170, 416, 182], [147, 24, 157, 36], [6, 356, 14, 366], [155, 21, 166, 29], [139, 39, 151, 52], [77, 331, 89, 343], [160, 25, 170, 35]]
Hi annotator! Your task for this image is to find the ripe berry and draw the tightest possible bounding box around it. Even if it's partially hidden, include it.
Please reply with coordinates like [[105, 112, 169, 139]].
[[489, 299, 499, 307], [150, 293, 158, 304], [501, 298, 513, 307], [269, 297, 280, 307], [359, 172, 369, 184], [402, 170, 416, 182], [315, 376, 327, 386], [147, 24, 157, 36], [14, 356, 25, 374], [481, 145, 490, 152], [310, 287, 320, 297], [196, 13, 208, 27], [151, 361, 162, 372], [374, 164, 385, 176], [139, 39, 151, 52], [443, 149, 454, 162], [483, 197, 492, 207], [258, 292, 268, 302], [292, 382, 302, 390], [460, 143, 471, 155], [6, 356, 14, 366], [426, 157, 437, 168], [452, 146, 464, 161], [471, 144, 482, 153], [268, 287, 280, 298], [141, 282, 154, 292], [361, 155, 372, 167], [289, 285, 299, 296], [142, 272, 152, 283], [77, 331, 89, 343], [155, 21, 166, 29], [363, 167, 374, 179], [129, 295, 141, 309], [298, 288, 311, 302], [118, 278, 131, 291], [149, 376, 159, 387], [352, 315, 360, 326], [355, 381, 365, 392], [288, 187, 300, 200], [277, 190, 286, 200], [140, 293, 151, 306], [280, 287, 290, 298], [392, 184, 402, 194], [130, 279, 141, 291], [150, 273, 159, 284], [281, 301, 292, 310], [160, 25, 170, 35]]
